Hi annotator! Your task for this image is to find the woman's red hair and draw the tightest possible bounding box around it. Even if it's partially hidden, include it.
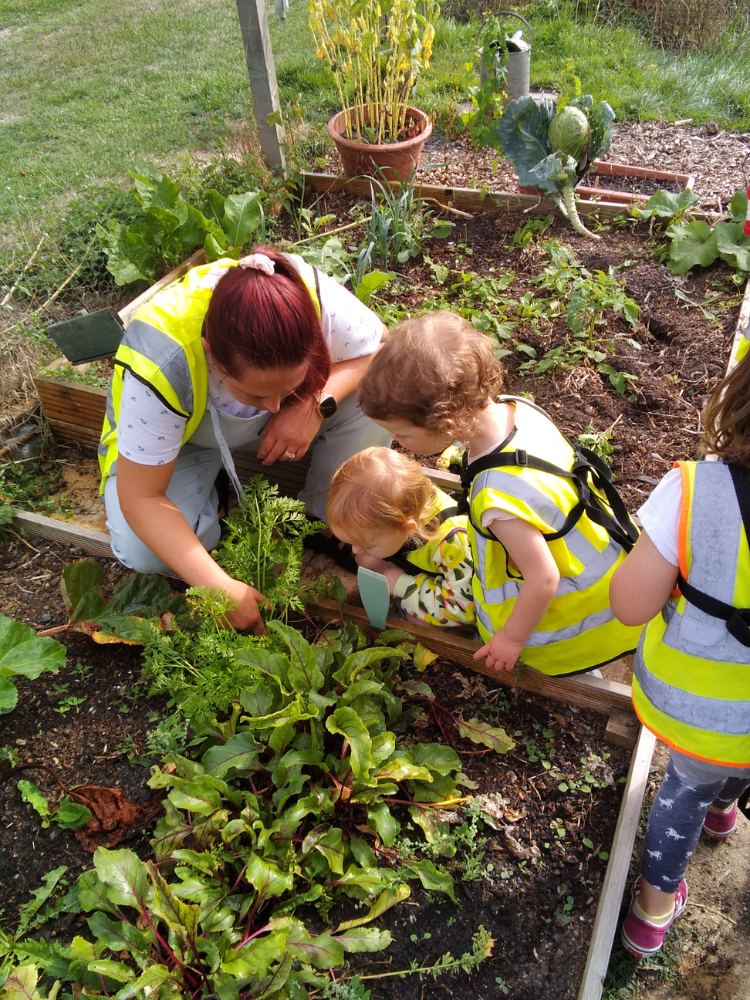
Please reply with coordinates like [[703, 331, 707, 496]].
[[204, 246, 330, 402]]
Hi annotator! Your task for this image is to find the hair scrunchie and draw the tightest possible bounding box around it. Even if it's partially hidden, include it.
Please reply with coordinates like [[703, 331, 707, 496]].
[[239, 253, 275, 275]]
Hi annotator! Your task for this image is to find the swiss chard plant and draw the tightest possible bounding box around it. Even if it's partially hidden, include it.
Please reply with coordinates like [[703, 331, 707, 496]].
[[0, 614, 66, 714], [96, 170, 265, 286], [496, 94, 616, 240]]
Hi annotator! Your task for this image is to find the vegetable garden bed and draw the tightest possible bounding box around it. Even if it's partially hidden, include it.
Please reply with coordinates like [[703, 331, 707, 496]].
[[0, 536, 653, 1000], [4, 174, 749, 1000]]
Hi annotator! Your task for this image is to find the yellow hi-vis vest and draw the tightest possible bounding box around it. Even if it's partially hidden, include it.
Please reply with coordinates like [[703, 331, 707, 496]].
[[98, 256, 321, 493], [389, 488, 468, 576], [632, 461, 750, 767], [464, 397, 642, 675]]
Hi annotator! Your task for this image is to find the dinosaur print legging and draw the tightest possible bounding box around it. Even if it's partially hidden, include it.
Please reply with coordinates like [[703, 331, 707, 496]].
[[641, 751, 750, 894]]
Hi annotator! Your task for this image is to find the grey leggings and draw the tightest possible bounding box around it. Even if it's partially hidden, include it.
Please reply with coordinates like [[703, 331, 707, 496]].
[[641, 751, 750, 893]]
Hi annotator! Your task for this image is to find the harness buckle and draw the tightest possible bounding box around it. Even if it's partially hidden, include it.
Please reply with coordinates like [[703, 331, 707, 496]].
[[516, 449, 528, 467]]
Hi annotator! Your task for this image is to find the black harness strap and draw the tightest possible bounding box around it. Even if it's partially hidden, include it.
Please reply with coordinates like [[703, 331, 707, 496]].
[[457, 440, 639, 553], [388, 505, 461, 578], [675, 462, 750, 649]]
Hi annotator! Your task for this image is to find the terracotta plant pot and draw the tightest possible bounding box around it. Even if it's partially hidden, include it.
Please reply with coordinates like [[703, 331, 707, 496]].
[[327, 105, 432, 183], [518, 159, 696, 205]]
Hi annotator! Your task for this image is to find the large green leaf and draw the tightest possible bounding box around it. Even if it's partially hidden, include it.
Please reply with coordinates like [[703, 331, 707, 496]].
[[366, 802, 399, 846], [456, 717, 515, 753], [96, 219, 157, 286], [284, 927, 344, 970], [326, 708, 372, 778], [581, 98, 615, 165], [86, 912, 151, 954], [333, 645, 408, 686], [715, 221, 750, 271], [409, 743, 461, 776], [223, 192, 262, 250], [93, 847, 151, 912], [302, 825, 346, 875], [374, 757, 431, 782], [61, 559, 107, 620], [334, 926, 392, 953], [335, 883, 410, 932], [0, 675, 18, 713], [202, 733, 262, 778], [268, 621, 323, 693], [635, 188, 699, 220], [730, 187, 749, 224], [244, 853, 294, 898], [0, 615, 65, 703], [496, 95, 556, 186], [527, 151, 577, 197], [403, 858, 457, 903], [148, 862, 200, 943], [668, 220, 720, 274]]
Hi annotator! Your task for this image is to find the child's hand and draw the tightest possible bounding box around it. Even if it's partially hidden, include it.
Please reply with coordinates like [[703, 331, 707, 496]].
[[474, 629, 525, 672]]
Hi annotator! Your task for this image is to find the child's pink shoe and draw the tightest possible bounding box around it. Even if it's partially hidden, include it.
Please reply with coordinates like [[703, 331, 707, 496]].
[[621, 877, 688, 958], [703, 802, 737, 840]]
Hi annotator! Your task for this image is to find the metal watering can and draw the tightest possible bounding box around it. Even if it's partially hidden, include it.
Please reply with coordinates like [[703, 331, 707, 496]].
[[478, 11, 533, 106]]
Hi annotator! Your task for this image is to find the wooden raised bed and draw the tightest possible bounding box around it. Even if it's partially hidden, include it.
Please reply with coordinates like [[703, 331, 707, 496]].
[[22, 183, 748, 1000]]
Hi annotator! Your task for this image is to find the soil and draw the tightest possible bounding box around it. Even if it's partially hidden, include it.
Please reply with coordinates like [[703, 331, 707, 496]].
[[0, 534, 632, 1000]]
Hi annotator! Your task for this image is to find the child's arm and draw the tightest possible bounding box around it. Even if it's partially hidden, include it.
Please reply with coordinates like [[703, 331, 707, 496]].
[[356, 545, 474, 626], [609, 531, 679, 626], [473, 518, 560, 672]]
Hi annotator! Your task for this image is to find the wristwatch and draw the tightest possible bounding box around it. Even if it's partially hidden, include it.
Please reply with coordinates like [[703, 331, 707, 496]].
[[317, 393, 338, 420]]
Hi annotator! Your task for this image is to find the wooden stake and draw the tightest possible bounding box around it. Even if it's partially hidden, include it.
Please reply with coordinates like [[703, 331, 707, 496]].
[[235, 0, 285, 173]]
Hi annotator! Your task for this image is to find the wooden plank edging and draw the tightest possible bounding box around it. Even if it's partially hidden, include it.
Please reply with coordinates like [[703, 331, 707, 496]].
[[300, 171, 714, 223], [13, 511, 113, 558], [578, 725, 656, 1000]]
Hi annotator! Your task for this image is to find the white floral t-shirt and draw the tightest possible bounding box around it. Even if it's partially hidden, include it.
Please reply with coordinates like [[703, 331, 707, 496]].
[[117, 265, 382, 466]]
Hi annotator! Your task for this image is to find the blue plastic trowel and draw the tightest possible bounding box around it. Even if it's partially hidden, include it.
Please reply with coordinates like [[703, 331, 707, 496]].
[[357, 567, 391, 630]]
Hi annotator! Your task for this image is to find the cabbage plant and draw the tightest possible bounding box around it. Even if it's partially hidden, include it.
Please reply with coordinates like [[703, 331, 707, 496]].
[[497, 94, 615, 239]]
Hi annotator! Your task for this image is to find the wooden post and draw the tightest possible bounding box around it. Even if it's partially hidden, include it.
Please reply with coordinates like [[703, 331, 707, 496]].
[[235, 0, 286, 173]]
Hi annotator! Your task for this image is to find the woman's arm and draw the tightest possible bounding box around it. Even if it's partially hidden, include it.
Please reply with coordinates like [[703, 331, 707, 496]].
[[116, 456, 268, 634], [258, 339, 387, 466], [473, 518, 560, 671], [609, 531, 679, 626]]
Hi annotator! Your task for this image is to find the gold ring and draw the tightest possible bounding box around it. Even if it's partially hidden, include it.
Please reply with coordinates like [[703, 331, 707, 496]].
[[284, 450, 296, 460]]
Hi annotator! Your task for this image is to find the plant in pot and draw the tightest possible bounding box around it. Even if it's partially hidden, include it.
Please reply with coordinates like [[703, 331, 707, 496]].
[[496, 94, 615, 239], [308, 0, 439, 181]]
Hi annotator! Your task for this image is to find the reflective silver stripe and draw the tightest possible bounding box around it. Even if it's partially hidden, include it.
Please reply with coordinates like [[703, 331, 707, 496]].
[[472, 468, 568, 532], [476, 600, 493, 634], [475, 593, 617, 647], [474, 529, 621, 606], [635, 660, 750, 736], [524, 605, 617, 646], [122, 319, 194, 416], [663, 463, 750, 666]]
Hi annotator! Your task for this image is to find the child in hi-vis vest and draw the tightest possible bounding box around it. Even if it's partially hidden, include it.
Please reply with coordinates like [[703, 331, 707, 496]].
[[326, 447, 475, 627], [610, 352, 750, 958], [357, 310, 642, 676]]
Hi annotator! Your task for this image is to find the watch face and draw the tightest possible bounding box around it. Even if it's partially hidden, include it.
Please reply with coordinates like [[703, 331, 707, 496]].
[[318, 394, 338, 420]]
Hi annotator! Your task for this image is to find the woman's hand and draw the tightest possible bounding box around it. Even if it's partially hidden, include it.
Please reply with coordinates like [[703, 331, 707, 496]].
[[223, 580, 270, 635], [258, 400, 323, 465], [474, 629, 526, 672]]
